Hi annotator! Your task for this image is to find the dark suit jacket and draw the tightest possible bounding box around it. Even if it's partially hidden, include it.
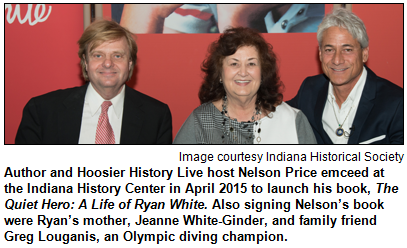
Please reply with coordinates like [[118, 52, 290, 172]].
[[15, 83, 172, 144], [287, 66, 403, 144]]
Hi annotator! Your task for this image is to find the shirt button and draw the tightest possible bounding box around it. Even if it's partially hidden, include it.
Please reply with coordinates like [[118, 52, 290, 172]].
[[297, 8, 305, 16]]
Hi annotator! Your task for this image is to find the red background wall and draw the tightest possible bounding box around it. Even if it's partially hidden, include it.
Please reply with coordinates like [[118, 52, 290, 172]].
[[5, 4, 403, 144]]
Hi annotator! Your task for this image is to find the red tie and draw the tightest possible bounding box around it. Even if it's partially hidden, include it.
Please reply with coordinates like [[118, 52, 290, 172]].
[[95, 101, 115, 144]]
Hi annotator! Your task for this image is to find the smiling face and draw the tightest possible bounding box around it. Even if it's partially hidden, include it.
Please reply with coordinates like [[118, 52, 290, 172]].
[[85, 37, 132, 100], [319, 26, 369, 88], [221, 46, 261, 103]]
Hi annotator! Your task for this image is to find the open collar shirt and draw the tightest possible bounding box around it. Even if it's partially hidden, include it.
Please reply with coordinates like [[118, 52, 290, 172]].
[[322, 67, 367, 144]]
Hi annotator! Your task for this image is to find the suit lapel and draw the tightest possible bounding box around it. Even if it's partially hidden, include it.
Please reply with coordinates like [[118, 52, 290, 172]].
[[348, 67, 376, 144], [314, 80, 333, 144], [58, 84, 87, 144], [120, 85, 144, 144]]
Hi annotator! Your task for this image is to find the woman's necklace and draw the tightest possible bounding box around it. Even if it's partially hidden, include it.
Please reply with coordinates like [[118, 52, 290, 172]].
[[221, 96, 261, 144], [255, 119, 262, 144]]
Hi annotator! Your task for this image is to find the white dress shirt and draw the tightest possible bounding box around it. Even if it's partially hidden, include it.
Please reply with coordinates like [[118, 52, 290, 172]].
[[78, 83, 124, 144], [322, 67, 367, 144]]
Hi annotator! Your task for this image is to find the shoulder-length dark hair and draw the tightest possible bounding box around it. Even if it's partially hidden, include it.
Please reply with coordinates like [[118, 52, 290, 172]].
[[199, 27, 283, 113]]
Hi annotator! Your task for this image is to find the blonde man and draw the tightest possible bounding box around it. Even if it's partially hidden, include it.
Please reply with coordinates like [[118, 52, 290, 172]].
[[16, 20, 172, 144]]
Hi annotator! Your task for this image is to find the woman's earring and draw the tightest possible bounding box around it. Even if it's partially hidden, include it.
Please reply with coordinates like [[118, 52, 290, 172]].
[[219, 78, 223, 84]]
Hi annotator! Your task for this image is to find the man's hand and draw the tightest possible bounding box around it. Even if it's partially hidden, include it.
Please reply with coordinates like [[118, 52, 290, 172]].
[[121, 4, 183, 33], [217, 4, 282, 32]]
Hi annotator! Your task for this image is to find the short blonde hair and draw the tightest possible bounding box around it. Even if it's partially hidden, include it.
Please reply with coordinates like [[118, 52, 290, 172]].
[[78, 19, 137, 81]]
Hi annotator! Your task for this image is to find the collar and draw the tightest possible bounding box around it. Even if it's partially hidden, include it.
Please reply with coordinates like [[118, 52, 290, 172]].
[[85, 83, 125, 119], [327, 67, 367, 106]]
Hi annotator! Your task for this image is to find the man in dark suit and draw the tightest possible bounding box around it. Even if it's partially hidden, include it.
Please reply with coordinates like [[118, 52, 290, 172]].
[[287, 8, 403, 144], [16, 20, 172, 144]]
